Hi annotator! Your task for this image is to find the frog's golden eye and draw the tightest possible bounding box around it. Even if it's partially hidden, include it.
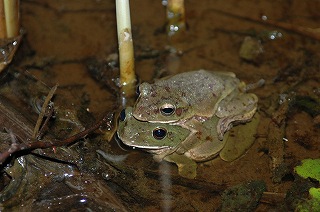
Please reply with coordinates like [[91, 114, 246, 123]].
[[153, 127, 167, 140], [160, 104, 175, 116]]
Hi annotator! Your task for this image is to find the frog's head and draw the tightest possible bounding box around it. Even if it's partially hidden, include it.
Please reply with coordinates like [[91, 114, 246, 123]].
[[133, 82, 191, 123], [117, 107, 190, 154]]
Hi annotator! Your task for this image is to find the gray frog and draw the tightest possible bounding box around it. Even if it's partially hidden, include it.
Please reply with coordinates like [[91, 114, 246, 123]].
[[133, 70, 258, 139]]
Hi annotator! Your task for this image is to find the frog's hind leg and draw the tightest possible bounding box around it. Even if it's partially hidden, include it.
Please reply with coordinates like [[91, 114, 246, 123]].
[[216, 93, 258, 139], [164, 153, 197, 179], [184, 133, 228, 162]]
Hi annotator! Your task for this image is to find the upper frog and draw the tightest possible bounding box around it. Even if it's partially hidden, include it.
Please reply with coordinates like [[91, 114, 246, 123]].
[[133, 70, 258, 139], [133, 70, 239, 122]]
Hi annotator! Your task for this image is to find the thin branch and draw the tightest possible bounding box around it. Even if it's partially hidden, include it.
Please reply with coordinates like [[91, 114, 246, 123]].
[[36, 102, 55, 140], [207, 8, 320, 41], [32, 84, 58, 138], [0, 113, 114, 165]]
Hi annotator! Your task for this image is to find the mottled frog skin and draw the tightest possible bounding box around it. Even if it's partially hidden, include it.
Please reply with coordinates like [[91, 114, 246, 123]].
[[133, 70, 258, 139]]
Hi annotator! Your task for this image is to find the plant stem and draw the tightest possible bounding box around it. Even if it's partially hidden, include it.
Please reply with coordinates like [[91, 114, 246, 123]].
[[0, 0, 6, 38], [4, 0, 19, 38], [116, 0, 136, 105]]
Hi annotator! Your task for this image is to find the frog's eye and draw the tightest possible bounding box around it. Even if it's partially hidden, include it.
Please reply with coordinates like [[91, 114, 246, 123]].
[[152, 127, 167, 140], [119, 109, 126, 121], [160, 104, 175, 116]]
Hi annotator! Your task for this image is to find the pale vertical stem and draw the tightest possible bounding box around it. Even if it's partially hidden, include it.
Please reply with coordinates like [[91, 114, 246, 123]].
[[116, 0, 136, 105], [4, 0, 19, 38], [167, 0, 186, 37], [0, 0, 6, 38]]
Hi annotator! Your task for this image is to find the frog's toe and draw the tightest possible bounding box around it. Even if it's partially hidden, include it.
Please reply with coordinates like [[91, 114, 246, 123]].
[[217, 129, 224, 141], [217, 118, 233, 140], [177, 163, 197, 179], [164, 154, 197, 179]]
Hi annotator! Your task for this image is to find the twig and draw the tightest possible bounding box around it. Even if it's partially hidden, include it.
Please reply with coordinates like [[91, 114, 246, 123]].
[[262, 19, 320, 41], [36, 102, 55, 140], [260, 192, 286, 205], [32, 84, 58, 138], [207, 8, 320, 41], [267, 101, 288, 183], [0, 113, 114, 165]]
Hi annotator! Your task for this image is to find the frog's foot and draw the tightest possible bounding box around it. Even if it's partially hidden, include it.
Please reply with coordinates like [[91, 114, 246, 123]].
[[217, 121, 232, 140], [216, 93, 258, 120], [153, 154, 164, 162], [164, 153, 197, 179], [219, 113, 260, 162], [217, 107, 257, 140], [177, 162, 197, 179]]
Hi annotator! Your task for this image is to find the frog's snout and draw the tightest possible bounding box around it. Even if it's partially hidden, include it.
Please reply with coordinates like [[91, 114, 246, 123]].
[[132, 106, 150, 121]]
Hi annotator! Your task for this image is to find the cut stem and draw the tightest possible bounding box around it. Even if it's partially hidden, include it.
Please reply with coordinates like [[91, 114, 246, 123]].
[[4, 0, 19, 38], [116, 0, 136, 105], [0, 1, 6, 38]]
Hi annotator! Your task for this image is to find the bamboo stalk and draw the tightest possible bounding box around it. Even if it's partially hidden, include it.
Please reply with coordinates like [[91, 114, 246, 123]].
[[0, 1, 6, 38], [4, 0, 19, 38], [116, 0, 136, 105]]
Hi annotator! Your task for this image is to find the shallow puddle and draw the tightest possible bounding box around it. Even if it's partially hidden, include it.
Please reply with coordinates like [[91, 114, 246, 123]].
[[0, 0, 319, 211]]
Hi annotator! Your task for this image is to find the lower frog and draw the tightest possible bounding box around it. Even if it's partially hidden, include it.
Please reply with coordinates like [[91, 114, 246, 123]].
[[117, 107, 260, 179]]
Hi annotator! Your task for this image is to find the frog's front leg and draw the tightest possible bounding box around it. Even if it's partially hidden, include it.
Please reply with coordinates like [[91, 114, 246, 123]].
[[163, 152, 197, 179], [216, 93, 258, 139]]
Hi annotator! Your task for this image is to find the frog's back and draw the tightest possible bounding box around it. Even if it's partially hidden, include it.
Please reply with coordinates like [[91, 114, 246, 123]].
[[155, 70, 239, 117]]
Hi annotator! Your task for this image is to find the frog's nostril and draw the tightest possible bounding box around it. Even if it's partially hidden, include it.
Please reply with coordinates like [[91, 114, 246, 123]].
[[152, 127, 167, 140], [119, 109, 126, 121]]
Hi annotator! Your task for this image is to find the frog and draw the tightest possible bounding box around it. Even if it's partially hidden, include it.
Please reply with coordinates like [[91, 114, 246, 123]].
[[117, 107, 230, 179], [133, 69, 258, 139]]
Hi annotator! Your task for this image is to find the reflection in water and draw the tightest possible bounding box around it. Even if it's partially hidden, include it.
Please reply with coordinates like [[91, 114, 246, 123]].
[[160, 162, 172, 212], [96, 149, 128, 163]]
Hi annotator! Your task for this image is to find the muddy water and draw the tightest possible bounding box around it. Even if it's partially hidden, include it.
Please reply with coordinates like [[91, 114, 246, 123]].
[[1, 0, 319, 211]]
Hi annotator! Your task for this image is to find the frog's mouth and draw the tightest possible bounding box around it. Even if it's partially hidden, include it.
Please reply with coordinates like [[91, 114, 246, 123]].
[[131, 145, 172, 150], [129, 144, 175, 155], [147, 147, 173, 155]]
